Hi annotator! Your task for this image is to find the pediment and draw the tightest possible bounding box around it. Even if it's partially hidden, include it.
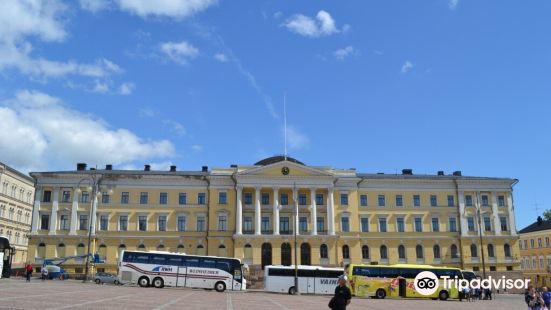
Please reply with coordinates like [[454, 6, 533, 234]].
[[237, 160, 333, 178]]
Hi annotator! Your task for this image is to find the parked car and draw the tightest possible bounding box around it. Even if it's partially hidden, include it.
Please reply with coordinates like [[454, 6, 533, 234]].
[[94, 272, 120, 284]]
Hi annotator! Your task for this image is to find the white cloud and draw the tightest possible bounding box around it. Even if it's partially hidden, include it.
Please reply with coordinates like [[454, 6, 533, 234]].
[[117, 0, 217, 19], [286, 125, 309, 150], [273, 11, 283, 19], [334, 46, 357, 60], [449, 0, 459, 10], [283, 10, 345, 38], [93, 80, 109, 93], [119, 82, 134, 95], [0, 90, 175, 171], [164, 120, 187, 136], [191, 144, 203, 152], [401, 61, 413, 74], [160, 41, 199, 65], [139, 107, 155, 117], [79, 0, 111, 13], [213, 53, 228, 62]]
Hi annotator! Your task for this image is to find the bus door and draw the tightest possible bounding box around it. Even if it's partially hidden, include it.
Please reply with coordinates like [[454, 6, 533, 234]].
[[177, 265, 187, 287], [307, 276, 316, 294], [399, 278, 407, 298]]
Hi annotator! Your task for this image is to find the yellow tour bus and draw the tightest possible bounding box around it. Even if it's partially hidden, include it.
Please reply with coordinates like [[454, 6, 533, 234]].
[[346, 264, 462, 300]]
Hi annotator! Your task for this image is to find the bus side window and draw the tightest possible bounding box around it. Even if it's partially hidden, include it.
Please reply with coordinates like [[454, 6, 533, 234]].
[[184, 257, 199, 267], [123, 252, 133, 262], [234, 269, 242, 280], [168, 257, 182, 266], [216, 261, 231, 273], [201, 259, 216, 269], [136, 254, 150, 264], [151, 255, 168, 265]]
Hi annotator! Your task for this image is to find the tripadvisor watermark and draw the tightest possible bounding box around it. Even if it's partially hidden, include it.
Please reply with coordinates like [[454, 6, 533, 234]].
[[413, 271, 530, 296]]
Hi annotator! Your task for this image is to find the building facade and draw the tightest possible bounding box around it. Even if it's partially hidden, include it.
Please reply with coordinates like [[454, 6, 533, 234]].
[[0, 162, 34, 267], [519, 217, 551, 287], [27, 157, 520, 277]]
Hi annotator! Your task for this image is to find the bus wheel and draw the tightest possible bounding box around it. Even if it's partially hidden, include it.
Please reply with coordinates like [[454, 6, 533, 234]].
[[215, 281, 226, 292], [95, 279, 101, 284], [438, 290, 449, 301], [288, 286, 296, 295], [153, 277, 164, 289], [138, 276, 150, 287], [376, 289, 386, 299]]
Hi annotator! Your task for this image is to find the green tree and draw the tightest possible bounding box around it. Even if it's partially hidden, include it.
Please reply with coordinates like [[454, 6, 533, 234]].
[[543, 209, 551, 221]]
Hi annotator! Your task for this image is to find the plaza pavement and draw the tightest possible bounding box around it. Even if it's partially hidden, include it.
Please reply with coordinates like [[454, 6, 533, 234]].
[[0, 278, 526, 310]]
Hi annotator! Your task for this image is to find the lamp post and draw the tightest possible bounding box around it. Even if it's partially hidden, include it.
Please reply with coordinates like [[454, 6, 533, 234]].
[[475, 193, 487, 280], [77, 171, 101, 282]]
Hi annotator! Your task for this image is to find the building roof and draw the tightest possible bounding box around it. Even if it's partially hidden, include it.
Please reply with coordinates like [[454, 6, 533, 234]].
[[254, 155, 305, 166], [0, 161, 34, 183], [519, 216, 551, 234]]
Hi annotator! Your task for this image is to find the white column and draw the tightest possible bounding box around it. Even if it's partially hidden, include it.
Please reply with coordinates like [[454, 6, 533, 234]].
[[236, 186, 243, 235], [458, 191, 468, 237], [255, 187, 261, 235], [31, 187, 42, 234], [48, 188, 59, 235], [69, 188, 79, 235], [91, 193, 98, 236], [273, 187, 279, 235], [507, 192, 517, 236], [328, 188, 335, 235], [293, 187, 299, 236], [475, 191, 484, 236], [491, 192, 501, 235], [310, 188, 317, 235]]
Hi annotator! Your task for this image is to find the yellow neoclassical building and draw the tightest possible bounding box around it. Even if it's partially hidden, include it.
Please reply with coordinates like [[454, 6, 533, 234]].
[[519, 216, 551, 287], [27, 156, 520, 278]]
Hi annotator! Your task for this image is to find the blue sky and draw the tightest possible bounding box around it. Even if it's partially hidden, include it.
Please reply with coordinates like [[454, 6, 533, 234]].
[[0, 0, 550, 230]]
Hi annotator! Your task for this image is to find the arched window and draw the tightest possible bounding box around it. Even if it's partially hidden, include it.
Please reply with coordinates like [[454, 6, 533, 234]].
[[504, 244, 511, 258], [157, 244, 165, 251], [197, 244, 206, 256], [177, 244, 185, 253], [451, 244, 459, 259], [380, 245, 388, 260], [301, 243, 311, 265], [76, 243, 85, 256], [362, 245, 370, 259], [57, 243, 66, 258], [37, 242, 46, 258], [416, 245, 424, 259], [320, 244, 328, 259], [98, 244, 107, 260], [281, 243, 291, 266], [138, 244, 146, 250], [470, 244, 478, 258], [433, 245, 441, 259], [261, 243, 272, 267], [342, 245, 350, 260], [487, 244, 495, 258], [244, 244, 253, 264], [218, 244, 227, 257], [398, 245, 406, 260]]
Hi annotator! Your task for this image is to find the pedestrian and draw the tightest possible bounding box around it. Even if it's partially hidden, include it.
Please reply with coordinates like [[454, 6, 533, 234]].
[[542, 287, 551, 310], [41, 266, 48, 281], [329, 275, 352, 310], [25, 263, 33, 282], [525, 286, 543, 310]]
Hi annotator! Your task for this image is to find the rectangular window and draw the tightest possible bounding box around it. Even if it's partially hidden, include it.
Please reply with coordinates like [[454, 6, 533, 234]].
[[40, 214, 49, 230], [484, 217, 492, 231], [299, 217, 308, 232], [341, 217, 350, 232], [379, 218, 387, 232], [377, 195, 386, 207], [244, 193, 252, 205], [432, 217, 440, 232], [316, 194, 324, 205], [317, 217, 325, 232], [481, 195, 489, 207], [79, 215, 88, 230], [361, 217, 369, 232], [160, 192, 168, 205], [178, 193, 187, 205], [158, 215, 167, 231], [43, 190, 52, 203], [500, 216, 508, 231], [414, 218, 423, 232], [280, 193, 288, 206], [121, 192, 129, 204], [62, 191, 71, 203], [465, 195, 473, 206], [197, 216, 206, 231], [467, 217, 475, 231], [60, 214, 69, 230], [198, 193, 206, 205], [262, 193, 270, 205], [218, 215, 227, 231], [497, 195, 505, 207], [177, 216, 186, 232], [449, 217, 457, 232], [397, 217, 405, 232], [100, 215, 108, 231], [340, 193, 349, 205], [298, 194, 307, 206], [280, 217, 289, 233], [413, 195, 420, 207], [81, 191, 89, 203], [447, 195, 454, 207], [140, 192, 148, 204], [430, 195, 437, 207], [360, 194, 368, 206], [243, 216, 253, 232], [395, 195, 403, 207], [219, 192, 227, 204], [101, 192, 109, 204], [119, 215, 128, 231], [539, 238, 543, 248], [261, 216, 270, 232], [531, 239, 535, 248], [546, 237, 550, 247], [138, 216, 147, 231]]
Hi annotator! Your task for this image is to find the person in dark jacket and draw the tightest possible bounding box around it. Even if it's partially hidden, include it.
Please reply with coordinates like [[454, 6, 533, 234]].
[[330, 275, 351, 310]]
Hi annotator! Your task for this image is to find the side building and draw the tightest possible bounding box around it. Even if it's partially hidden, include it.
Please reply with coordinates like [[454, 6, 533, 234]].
[[519, 216, 551, 287], [0, 161, 35, 267], [27, 157, 520, 280]]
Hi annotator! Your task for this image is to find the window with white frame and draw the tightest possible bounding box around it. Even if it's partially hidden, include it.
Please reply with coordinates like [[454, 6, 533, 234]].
[[119, 215, 128, 231], [177, 215, 186, 231], [379, 217, 387, 232], [218, 214, 227, 231], [158, 215, 167, 231], [360, 217, 369, 232]]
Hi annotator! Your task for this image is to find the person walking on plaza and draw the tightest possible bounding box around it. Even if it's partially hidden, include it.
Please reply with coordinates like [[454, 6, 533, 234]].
[[329, 275, 351, 310], [25, 263, 33, 282], [542, 287, 551, 310], [41, 266, 48, 281]]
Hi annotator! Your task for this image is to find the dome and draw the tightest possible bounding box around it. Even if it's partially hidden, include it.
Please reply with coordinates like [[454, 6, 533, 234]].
[[254, 155, 305, 166]]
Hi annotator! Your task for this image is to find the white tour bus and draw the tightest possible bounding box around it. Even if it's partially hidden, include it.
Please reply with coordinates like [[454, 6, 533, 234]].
[[264, 265, 343, 295], [118, 250, 246, 292]]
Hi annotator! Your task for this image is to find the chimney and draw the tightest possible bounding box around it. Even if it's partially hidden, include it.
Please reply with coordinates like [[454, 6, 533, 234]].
[[538, 216, 543, 225], [144, 164, 151, 171], [437, 171, 444, 176], [77, 163, 87, 171], [230, 164, 237, 168], [201, 166, 208, 172], [90, 167, 96, 171], [452, 171, 462, 176], [402, 169, 413, 175], [106, 164, 113, 171], [170, 165, 176, 172]]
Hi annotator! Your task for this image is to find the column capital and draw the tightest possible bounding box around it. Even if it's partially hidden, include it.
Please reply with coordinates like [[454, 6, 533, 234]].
[[255, 186, 261, 192]]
